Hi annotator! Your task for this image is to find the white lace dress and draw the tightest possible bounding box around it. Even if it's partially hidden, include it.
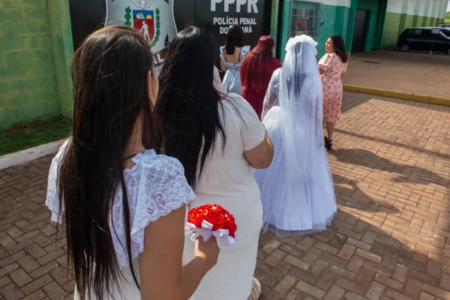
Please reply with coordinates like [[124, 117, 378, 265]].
[[183, 94, 266, 300], [46, 141, 196, 300], [261, 68, 281, 120]]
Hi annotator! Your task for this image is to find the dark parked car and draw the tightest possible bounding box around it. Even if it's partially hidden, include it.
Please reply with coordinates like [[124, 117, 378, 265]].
[[397, 27, 450, 55]]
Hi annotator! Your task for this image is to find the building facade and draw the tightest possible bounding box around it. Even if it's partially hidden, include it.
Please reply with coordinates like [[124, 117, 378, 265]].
[[383, 0, 449, 47], [1, 0, 449, 129], [273, 0, 449, 61]]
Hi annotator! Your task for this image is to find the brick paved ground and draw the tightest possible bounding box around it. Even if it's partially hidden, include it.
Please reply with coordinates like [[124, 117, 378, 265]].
[[1, 92, 450, 300]]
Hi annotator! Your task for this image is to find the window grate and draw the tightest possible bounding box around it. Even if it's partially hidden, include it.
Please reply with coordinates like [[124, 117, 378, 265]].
[[289, 1, 322, 39]]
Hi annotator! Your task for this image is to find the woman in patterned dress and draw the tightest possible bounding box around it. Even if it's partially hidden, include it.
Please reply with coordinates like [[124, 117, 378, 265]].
[[318, 35, 349, 151]]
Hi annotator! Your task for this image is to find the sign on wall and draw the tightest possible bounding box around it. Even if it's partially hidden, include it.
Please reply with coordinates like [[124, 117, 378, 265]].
[[70, 0, 271, 68], [107, 0, 177, 54], [173, 0, 270, 64], [108, 0, 271, 65]]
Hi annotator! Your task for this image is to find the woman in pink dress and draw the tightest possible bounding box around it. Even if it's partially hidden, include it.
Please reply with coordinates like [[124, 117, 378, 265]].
[[318, 35, 348, 151]]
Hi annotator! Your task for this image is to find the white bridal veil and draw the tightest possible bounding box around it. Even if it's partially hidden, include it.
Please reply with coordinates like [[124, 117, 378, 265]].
[[253, 35, 337, 236]]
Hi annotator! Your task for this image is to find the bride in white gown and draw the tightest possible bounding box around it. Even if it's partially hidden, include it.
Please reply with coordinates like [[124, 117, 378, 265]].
[[253, 35, 337, 237]]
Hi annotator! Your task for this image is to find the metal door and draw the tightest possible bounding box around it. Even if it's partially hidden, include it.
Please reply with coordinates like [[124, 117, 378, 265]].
[[351, 10, 368, 53]]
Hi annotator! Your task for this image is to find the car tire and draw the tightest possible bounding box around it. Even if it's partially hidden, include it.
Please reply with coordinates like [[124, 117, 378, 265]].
[[447, 48, 450, 55], [401, 44, 410, 52]]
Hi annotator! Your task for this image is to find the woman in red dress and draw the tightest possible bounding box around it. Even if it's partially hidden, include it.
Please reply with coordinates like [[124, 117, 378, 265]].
[[241, 36, 281, 119]]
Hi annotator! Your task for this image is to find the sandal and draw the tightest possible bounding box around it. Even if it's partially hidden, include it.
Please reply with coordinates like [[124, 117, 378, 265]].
[[324, 137, 333, 151], [248, 278, 261, 300]]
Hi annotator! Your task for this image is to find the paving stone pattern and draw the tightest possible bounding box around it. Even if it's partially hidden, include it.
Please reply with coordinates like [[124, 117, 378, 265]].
[[1, 92, 450, 300]]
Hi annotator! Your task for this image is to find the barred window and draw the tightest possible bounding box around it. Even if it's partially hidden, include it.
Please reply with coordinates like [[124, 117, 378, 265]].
[[289, 1, 322, 39]]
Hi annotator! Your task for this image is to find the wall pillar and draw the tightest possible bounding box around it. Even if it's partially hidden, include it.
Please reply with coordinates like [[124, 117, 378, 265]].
[[335, 6, 349, 41], [47, 0, 74, 119], [422, 0, 430, 26], [270, 0, 280, 57], [373, 0, 387, 49], [346, 0, 358, 53], [412, 0, 420, 26]]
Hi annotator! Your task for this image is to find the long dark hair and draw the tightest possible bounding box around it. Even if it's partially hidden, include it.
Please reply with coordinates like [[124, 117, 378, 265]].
[[330, 34, 348, 63], [225, 25, 245, 55], [58, 25, 157, 299], [156, 26, 225, 189], [241, 35, 276, 94]]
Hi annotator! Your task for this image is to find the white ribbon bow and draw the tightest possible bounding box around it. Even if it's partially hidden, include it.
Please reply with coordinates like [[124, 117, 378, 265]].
[[185, 220, 236, 246]]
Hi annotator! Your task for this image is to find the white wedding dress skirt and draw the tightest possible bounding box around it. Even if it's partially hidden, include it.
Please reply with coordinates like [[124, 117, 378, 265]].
[[253, 107, 337, 237]]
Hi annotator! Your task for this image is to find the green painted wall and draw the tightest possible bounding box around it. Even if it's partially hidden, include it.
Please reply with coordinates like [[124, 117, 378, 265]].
[[48, 0, 74, 118], [356, 0, 379, 51], [0, 0, 58, 127], [382, 13, 445, 48], [373, 0, 387, 50], [317, 5, 350, 59], [279, 2, 349, 62], [335, 6, 349, 42], [346, 0, 358, 52], [382, 0, 448, 48], [382, 12, 400, 47], [278, 0, 389, 62], [271, 0, 280, 57], [0, 0, 73, 129], [315, 5, 336, 60], [279, 0, 290, 62]]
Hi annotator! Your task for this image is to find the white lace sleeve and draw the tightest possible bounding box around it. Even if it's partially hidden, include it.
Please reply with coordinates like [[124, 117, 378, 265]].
[[111, 153, 196, 267], [262, 69, 281, 120], [46, 140, 70, 223], [131, 155, 196, 249]]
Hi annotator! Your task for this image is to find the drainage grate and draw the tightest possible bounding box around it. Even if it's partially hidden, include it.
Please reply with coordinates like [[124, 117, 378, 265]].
[[362, 61, 381, 64]]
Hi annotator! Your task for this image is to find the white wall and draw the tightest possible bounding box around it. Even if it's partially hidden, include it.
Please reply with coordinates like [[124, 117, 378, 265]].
[[386, 0, 403, 13], [387, 0, 449, 18], [287, 0, 351, 8]]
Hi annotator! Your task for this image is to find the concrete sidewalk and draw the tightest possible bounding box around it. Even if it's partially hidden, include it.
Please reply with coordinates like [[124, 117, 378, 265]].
[[343, 51, 450, 103]]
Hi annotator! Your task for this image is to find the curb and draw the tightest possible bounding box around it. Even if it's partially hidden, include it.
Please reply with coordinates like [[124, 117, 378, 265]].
[[0, 139, 67, 171], [343, 84, 450, 107]]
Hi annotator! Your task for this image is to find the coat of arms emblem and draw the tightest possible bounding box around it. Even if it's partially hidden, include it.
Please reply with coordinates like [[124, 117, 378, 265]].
[[109, 0, 175, 51], [124, 6, 161, 46], [133, 10, 155, 43]]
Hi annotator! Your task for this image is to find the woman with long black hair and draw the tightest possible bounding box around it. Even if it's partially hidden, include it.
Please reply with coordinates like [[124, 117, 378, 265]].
[[220, 25, 250, 95], [46, 25, 219, 300], [156, 26, 274, 300]]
